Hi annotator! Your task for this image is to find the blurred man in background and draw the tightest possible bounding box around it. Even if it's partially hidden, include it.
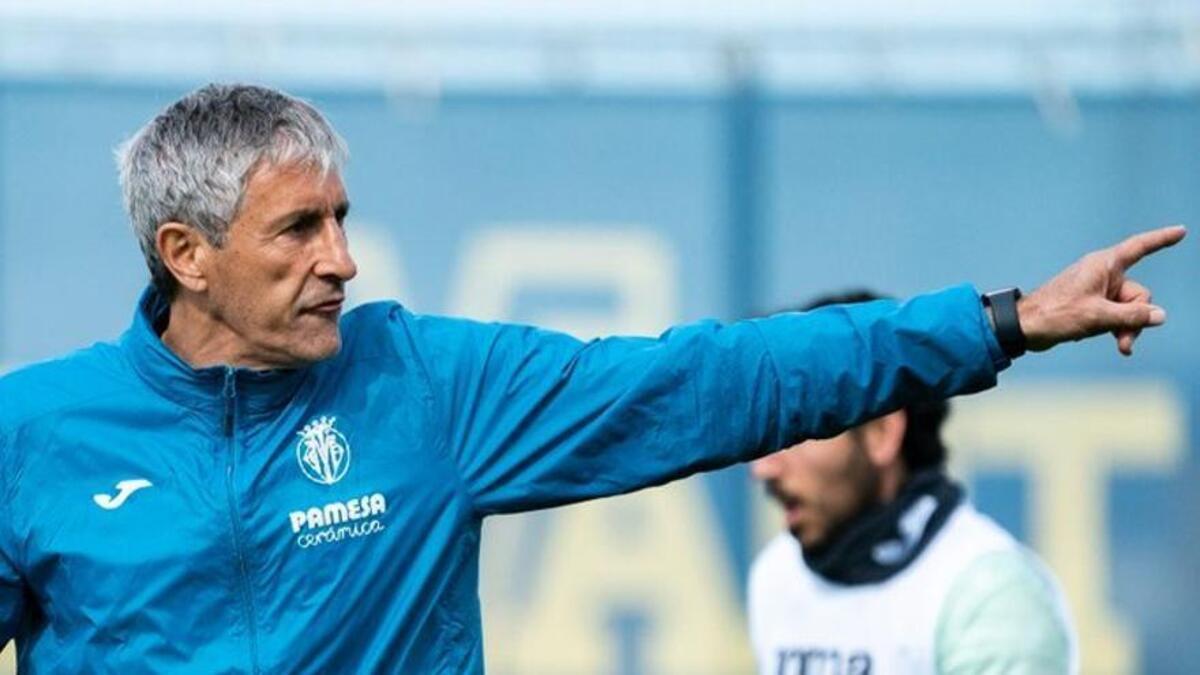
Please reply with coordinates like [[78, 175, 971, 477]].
[[748, 291, 1078, 675]]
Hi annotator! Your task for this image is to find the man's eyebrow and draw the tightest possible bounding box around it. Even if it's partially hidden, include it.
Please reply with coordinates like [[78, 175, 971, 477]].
[[270, 200, 350, 228], [271, 206, 321, 228]]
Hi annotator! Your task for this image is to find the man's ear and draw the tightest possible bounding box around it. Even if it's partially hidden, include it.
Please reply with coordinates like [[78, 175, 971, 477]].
[[862, 410, 907, 468], [157, 222, 213, 294]]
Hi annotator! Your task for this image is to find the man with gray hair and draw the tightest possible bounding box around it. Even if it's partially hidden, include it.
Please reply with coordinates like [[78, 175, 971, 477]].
[[0, 83, 1186, 672]]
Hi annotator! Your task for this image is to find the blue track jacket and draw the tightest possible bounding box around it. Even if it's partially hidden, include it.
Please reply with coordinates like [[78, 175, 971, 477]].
[[0, 284, 1008, 672]]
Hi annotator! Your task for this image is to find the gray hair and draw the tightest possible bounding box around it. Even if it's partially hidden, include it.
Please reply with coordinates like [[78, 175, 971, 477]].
[[116, 83, 349, 297]]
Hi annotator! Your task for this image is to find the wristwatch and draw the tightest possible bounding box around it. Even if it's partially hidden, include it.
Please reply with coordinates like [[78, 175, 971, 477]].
[[982, 288, 1027, 359]]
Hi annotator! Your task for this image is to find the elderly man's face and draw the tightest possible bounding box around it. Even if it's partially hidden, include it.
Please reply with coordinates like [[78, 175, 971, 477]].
[[203, 161, 357, 367]]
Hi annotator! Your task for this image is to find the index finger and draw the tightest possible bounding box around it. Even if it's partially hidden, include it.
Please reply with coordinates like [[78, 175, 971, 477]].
[[1112, 225, 1188, 270]]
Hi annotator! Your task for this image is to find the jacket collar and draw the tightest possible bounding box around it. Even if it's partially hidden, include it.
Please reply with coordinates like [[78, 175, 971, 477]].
[[119, 286, 310, 417]]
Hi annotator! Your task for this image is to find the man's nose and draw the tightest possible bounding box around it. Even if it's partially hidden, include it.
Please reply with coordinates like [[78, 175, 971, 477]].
[[750, 452, 783, 480], [315, 219, 358, 282]]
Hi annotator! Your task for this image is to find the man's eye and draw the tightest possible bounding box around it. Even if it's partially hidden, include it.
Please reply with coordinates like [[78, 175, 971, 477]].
[[287, 218, 318, 234]]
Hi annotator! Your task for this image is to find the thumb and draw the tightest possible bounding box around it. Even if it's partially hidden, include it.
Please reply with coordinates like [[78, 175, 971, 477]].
[[1103, 300, 1167, 331]]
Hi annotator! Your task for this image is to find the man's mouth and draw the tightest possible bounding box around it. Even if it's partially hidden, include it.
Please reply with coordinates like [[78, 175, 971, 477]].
[[766, 482, 807, 526], [305, 297, 345, 315]]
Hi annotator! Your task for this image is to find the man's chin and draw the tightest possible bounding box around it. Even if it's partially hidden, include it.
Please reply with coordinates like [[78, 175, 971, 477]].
[[788, 525, 826, 552], [281, 327, 342, 366]]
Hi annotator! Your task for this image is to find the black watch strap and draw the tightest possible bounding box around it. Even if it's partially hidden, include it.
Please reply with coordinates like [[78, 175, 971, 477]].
[[983, 288, 1027, 359]]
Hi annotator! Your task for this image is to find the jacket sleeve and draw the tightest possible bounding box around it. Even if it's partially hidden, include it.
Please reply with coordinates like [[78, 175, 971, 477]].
[[400, 283, 1009, 515], [0, 432, 26, 644], [936, 549, 1078, 674]]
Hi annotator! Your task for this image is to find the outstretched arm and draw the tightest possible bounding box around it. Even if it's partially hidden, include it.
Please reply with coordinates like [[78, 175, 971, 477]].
[[394, 225, 1186, 515], [402, 285, 1004, 515]]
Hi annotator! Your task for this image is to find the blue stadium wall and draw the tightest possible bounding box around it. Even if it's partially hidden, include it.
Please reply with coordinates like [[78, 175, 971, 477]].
[[1, 80, 1197, 674]]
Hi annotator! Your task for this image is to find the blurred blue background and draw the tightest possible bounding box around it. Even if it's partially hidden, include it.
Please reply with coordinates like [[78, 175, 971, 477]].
[[1, 2, 1198, 673]]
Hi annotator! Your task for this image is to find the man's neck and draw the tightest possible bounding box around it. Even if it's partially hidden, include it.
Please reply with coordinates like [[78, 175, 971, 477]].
[[877, 463, 909, 505], [160, 297, 270, 371]]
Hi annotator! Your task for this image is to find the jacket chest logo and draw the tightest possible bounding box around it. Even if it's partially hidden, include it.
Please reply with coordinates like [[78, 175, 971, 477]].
[[93, 478, 154, 510], [296, 416, 351, 486]]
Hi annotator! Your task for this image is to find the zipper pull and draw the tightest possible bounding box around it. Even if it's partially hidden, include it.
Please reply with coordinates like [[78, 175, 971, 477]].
[[222, 367, 237, 436]]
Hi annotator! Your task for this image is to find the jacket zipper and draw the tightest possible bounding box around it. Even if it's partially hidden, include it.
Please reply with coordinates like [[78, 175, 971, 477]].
[[223, 368, 261, 673]]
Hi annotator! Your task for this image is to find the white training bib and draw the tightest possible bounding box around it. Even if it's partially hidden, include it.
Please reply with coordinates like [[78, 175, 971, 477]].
[[747, 503, 1015, 675]]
